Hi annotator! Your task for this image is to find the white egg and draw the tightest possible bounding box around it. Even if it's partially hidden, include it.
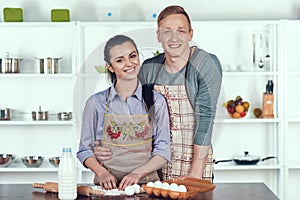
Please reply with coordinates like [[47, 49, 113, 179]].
[[169, 183, 179, 191], [146, 181, 154, 187], [104, 189, 122, 196], [132, 183, 141, 194], [125, 185, 135, 196], [162, 182, 170, 190], [178, 185, 187, 192], [154, 180, 163, 188]]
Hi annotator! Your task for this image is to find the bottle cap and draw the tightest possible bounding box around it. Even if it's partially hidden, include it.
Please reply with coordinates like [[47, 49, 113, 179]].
[[62, 147, 72, 153]]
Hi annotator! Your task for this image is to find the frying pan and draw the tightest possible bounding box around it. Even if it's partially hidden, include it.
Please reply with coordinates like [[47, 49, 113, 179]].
[[214, 151, 276, 165]]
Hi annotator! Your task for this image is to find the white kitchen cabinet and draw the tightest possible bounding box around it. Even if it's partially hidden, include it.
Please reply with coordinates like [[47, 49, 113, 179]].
[[281, 20, 300, 200], [0, 22, 77, 183], [191, 21, 283, 198]]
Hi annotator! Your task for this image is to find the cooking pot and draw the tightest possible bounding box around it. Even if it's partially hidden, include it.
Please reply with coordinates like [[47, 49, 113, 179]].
[[32, 106, 48, 120], [0, 53, 23, 73], [0, 108, 12, 120], [214, 151, 276, 165], [35, 57, 62, 74], [57, 112, 72, 120]]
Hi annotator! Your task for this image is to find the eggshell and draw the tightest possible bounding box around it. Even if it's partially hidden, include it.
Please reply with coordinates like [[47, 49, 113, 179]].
[[146, 181, 154, 187], [125, 186, 135, 196], [162, 182, 170, 190], [132, 183, 141, 194], [178, 185, 187, 192], [169, 183, 179, 191], [154, 180, 163, 188]]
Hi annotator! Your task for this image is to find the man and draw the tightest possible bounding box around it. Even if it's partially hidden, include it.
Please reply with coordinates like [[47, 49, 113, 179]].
[[94, 5, 222, 182]]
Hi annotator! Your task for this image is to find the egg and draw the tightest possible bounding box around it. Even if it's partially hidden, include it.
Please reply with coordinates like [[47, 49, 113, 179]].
[[104, 189, 122, 196], [125, 185, 135, 196], [146, 181, 154, 187], [178, 185, 187, 192], [162, 182, 170, 190], [169, 183, 179, 191], [132, 183, 141, 194], [154, 180, 163, 188]]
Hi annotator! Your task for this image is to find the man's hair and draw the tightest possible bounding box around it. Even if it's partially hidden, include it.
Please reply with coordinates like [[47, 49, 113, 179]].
[[157, 5, 191, 30]]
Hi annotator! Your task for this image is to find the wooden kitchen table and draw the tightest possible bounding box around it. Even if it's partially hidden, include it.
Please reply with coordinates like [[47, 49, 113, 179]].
[[0, 183, 279, 200]]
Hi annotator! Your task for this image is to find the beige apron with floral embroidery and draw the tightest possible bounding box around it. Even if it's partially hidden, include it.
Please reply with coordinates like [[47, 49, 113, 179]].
[[94, 96, 159, 184], [154, 84, 213, 181]]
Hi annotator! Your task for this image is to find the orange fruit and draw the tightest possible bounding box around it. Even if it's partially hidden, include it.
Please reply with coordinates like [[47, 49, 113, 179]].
[[232, 112, 240, 118], [235, 104, 245, 113]]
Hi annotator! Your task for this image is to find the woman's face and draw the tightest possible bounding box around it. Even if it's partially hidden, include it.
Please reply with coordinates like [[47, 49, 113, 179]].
[[108, 41, 140, 82], [157, 14, 193, 58]]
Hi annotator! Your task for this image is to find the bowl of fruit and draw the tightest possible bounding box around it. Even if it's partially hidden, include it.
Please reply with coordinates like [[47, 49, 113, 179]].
[[223, 96, 250, 119]]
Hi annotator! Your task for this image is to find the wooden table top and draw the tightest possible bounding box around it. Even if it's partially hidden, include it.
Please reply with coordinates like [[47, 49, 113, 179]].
[[0, 183, 279, 200]]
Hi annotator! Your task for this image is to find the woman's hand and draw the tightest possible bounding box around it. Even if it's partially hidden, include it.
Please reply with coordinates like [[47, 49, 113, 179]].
[[97, 170, 118, 190], [83, 157, 117, 190], [118, 172, 142, 190], [93, 141, 112, 161]]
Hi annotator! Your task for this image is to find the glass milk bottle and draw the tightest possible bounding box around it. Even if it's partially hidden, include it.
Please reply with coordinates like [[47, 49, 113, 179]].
[[58, 147, 77, 200]]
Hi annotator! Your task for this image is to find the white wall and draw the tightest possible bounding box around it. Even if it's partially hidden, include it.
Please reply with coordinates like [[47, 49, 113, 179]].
[[0, 0, 300, 22]]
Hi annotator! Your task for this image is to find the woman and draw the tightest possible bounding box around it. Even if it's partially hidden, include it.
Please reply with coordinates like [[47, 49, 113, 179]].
[[77, 35, 171, 190]]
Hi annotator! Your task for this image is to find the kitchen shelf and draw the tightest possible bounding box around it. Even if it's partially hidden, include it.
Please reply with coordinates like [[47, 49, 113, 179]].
[[287, 162, 300, 169], [0, 167, 58, 173], [0, 167, 58, 172], [0, 120, 73, 126], [223, 71, 279, 76], [287, 118, 300, 123], [0, 74, 73, 78], [0, 161, 59, 172], [287, 71, 300, 75], [214, 164, 281, 171], [215, 118, 280, 123], [0, 21, 76, 184], [0, 21, 75, 28]]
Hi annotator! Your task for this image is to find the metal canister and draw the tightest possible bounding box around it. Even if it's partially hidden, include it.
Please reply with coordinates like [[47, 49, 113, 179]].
[[35, 57, 62, 74], [0, 53, 22, 73], [0, 108, 12, 120], [32, 106, 48, 120]]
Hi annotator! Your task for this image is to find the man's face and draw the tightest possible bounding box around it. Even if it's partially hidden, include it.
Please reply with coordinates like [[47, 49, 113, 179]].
[[157, 14, 193, 58]]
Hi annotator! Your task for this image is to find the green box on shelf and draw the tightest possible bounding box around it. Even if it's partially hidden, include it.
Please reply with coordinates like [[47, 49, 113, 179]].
[[51, 9, 70, 22], [3, 8, 23, 22]]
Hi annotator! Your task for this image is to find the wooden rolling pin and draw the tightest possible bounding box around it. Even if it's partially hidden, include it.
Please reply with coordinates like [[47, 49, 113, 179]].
[[32, 182, 104, 196]]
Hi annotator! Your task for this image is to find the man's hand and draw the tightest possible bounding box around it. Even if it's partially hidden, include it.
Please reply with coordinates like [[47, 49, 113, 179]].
[[185, 145, 210, 179], [93, 141, 112, 161], [97, 170, 118, 190]]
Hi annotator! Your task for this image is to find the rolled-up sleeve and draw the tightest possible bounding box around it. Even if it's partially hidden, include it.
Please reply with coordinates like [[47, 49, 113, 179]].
[[151, 91, 171, 162]]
